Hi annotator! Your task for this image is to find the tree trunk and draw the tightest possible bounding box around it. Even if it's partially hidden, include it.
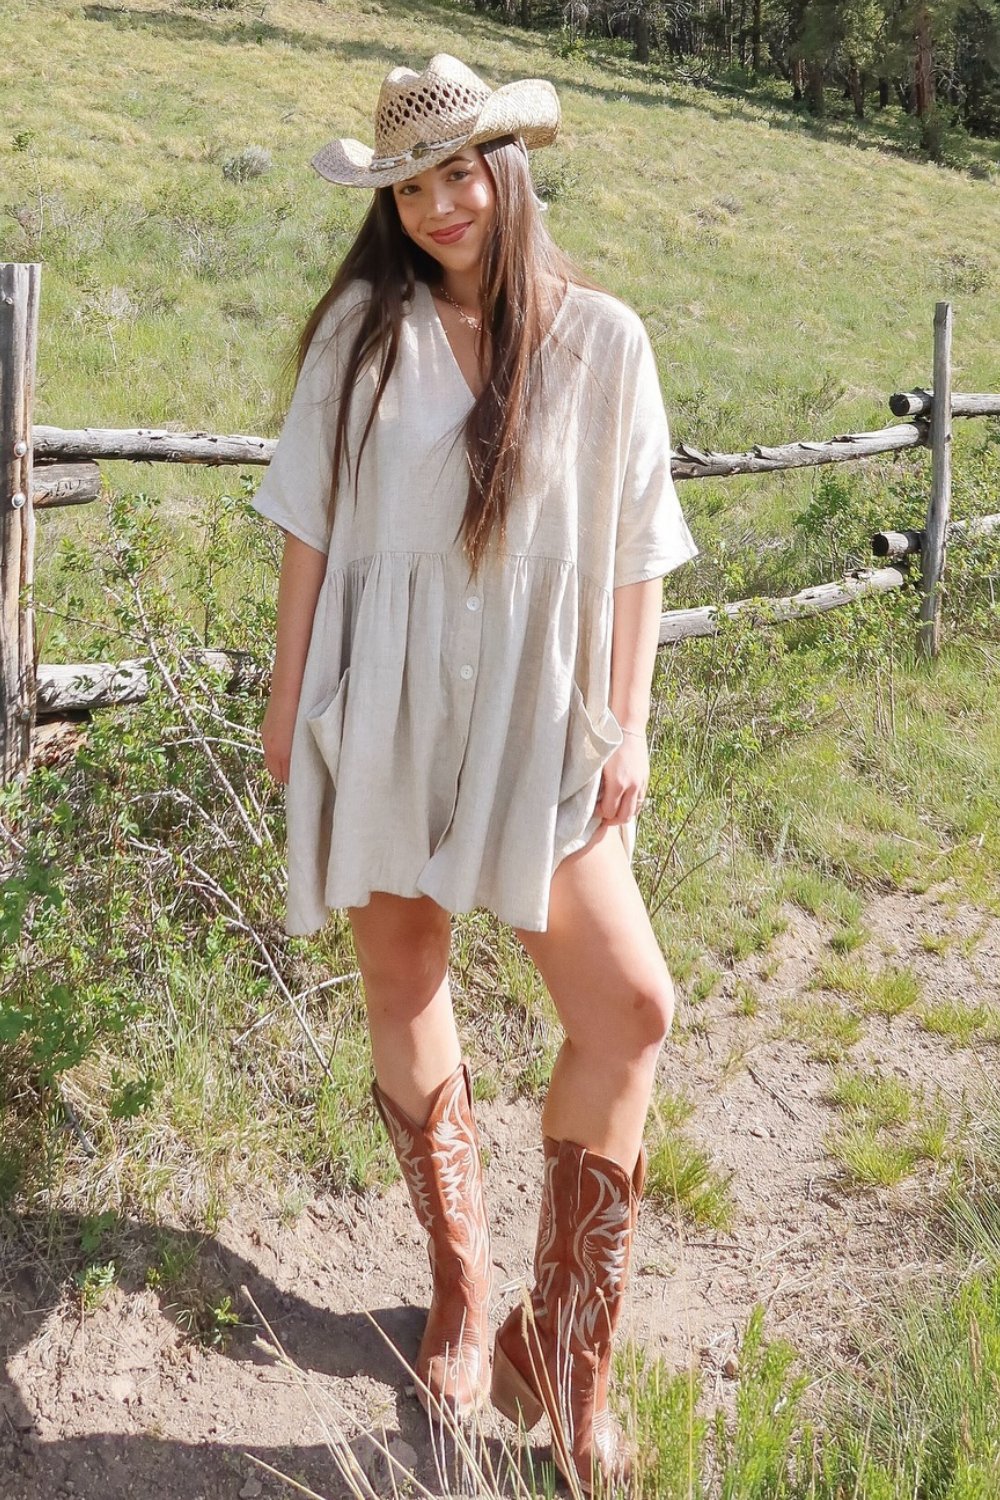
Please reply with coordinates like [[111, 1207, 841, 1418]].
[[792, 56, 806, 101], [737, 0, 748, 65], [752, 0, 762, 71], [878, 76, 890, 108], [848, 58, 865, 117], [806, 60, 826, 114], [913, 4, 935, 115], [633, 7, 650, 63]]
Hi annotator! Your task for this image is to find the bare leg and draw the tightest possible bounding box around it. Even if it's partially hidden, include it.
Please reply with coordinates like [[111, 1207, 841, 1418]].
[[513, 822, 675, 1170], [348, 889, 458, 1124]]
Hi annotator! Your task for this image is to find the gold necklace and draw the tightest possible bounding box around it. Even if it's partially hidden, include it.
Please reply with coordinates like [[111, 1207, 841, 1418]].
[[435, 283, 482, 332]]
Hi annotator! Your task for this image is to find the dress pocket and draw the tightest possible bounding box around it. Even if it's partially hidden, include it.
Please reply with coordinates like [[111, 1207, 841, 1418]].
[[305, 665, 352, 784], [555, 681, 624, 851], [559, 680, 624, 803]]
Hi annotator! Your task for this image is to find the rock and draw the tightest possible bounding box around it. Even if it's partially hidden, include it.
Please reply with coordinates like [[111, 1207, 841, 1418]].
[[108, 1375, 137, 1404], [722, 1352, 739, 1378], [353, 1432, 419, 1489], [352, 1434, 379, 1481], [386, 1437, 418, 1474], [239, 1480, 263, 1498]]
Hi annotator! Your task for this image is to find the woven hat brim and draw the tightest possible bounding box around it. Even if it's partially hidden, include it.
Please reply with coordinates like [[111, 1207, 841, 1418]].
[[310, 77, 560, 189]]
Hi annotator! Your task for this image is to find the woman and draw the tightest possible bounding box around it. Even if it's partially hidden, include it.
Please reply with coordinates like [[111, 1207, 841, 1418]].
[[253, 53, 699, 1495]]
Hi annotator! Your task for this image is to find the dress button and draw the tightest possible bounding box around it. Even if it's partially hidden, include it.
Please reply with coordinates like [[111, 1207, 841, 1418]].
[[466, 596, 481, 612], [459, 664, 474, 680]]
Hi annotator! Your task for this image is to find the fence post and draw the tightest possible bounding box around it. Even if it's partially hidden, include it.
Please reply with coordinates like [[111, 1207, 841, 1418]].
[[918, 301, 954, 660], [0, 263, 41, 784]]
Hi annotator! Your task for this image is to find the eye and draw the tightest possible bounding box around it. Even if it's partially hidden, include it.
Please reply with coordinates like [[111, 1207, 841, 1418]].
[[449, 169, 470, 181]]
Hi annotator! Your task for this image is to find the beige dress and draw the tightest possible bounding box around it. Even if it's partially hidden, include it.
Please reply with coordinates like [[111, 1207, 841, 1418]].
[[250, 276, 699, 935]]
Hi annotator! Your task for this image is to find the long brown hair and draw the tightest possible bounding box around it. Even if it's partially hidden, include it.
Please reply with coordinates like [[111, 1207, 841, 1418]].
[[278, 136, 607, 578]]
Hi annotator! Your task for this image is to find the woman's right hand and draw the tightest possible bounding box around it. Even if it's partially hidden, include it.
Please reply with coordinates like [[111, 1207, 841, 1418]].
[[261, 692, 298, 785]]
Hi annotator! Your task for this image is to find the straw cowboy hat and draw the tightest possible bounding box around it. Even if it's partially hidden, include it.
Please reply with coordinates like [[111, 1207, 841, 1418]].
[[310, 52, 560, 190]]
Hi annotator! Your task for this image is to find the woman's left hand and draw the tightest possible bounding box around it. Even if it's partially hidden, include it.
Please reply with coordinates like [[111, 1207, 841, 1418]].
[[595, 731, 649, 825]]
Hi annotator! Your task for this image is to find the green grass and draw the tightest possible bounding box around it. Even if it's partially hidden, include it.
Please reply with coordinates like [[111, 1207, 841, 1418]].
[[622, 1246, 1000, 1497], [815, 957, 922, 1018], [910, 1108, 953, 1165], [826, 1264, 1000, 1493], [828, 922, 868, 955], [778, 868, 865, 931], [644, 1090, 735, 1231], [828, 1068, 914, 1130], [825, 1070, 957, 1187], [686, 965, 722, 1006], [732, 982, 760, 1018], [826, 1125, 920, 1187], [779, 998, 864, 1062], [1, 0, 997, 1233], [8, 0, 1000, 1020], [918, 931, 952, 955], [918, 999, 1000, 1047]]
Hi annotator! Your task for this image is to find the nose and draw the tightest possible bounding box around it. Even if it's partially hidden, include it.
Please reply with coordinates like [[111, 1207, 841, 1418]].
[[428, 181, 459, 219]]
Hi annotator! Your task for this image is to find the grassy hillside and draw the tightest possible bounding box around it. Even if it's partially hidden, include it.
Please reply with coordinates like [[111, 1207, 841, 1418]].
[[4, 0, 1000, 550]]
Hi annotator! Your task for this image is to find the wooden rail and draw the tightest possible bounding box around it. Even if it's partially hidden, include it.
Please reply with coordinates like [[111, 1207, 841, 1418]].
[[873, 512, 1000, 561], [32, 426, 275, 470], [657, 566, 907, 644], [33, 415, 933, 480], [37, 652, 267, 714]]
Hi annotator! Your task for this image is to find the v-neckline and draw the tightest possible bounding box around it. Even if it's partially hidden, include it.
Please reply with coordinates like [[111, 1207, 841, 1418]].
[[419, 279, 481, 403], [416, 279, 573, 405]]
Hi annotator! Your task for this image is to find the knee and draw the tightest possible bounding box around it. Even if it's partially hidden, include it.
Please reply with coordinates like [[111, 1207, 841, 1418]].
[[619, 972, 676, 1056], [351, 912, 451, 1016], [567, 970, 675, 1061]]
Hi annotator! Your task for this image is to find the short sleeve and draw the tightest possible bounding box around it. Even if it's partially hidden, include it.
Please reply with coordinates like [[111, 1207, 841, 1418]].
[[249, 288, 363, 555], [613, 324, 699, 589]]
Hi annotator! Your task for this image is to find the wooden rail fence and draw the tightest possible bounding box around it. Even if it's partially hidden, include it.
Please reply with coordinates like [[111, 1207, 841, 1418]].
[[2, 261, 999, 785]]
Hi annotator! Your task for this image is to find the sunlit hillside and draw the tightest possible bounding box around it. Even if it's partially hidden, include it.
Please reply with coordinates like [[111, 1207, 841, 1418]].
[[4, 0, 999, 551]]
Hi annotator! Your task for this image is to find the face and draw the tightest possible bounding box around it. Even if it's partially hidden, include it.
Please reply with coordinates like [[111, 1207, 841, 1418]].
[[391, 146, 496, 274]]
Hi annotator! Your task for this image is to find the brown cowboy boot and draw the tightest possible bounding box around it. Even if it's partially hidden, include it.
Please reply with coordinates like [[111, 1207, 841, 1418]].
[[491, 1135, 646, 1495], [371, 1061, 493, 1418]]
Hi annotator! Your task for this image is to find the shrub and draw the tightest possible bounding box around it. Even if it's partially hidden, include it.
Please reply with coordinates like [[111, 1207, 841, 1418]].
[[221, 145, 272, 183]]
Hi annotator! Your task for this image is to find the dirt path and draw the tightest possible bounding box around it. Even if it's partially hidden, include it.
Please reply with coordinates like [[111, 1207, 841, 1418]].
[[2, 889, 997, 1499]]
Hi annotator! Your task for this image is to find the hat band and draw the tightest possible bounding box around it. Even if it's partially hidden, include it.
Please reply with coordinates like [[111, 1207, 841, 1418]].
[[369, 129, 472, 173]]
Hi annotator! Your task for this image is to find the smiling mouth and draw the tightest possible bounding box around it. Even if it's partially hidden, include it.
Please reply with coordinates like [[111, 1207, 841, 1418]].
[[429, 223, 472, 242]]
